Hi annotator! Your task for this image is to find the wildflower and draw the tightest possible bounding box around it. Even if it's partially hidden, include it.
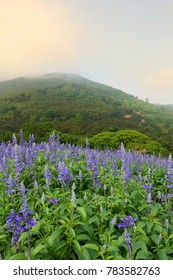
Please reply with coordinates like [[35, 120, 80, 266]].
[[118, 215, 137, 228], [5, 174, 17, 195], [19, 199, 36, 232], [71, 183, 76, 203], [103, 244, 108, 250], [48, 198, 60, 205], [110, 186, 114, 194], [41, 192, 46, 204], [124, 227, 131, 245], [165, 154, 173, 189], [12, 144, 24, 176], [124, 228, 133, 259], [77, 170, 82, 180], [57, 161, 73, 185], [34, 179, 39, 190], [147, 192, 152, 204], [12, 133, 18, 145], [158, 233, 162, 247], [111, 216, 117, 225], [143, 184, 154, 191], [18, 181, 27, 196], [44, 164, 52, 181], [6, 203, 36, 246]]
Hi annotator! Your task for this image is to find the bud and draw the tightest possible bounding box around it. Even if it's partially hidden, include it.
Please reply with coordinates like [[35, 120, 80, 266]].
[[158, 233, 162, 246]]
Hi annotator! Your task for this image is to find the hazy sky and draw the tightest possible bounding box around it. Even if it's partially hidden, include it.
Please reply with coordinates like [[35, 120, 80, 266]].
[[1, 0, 173, 104]]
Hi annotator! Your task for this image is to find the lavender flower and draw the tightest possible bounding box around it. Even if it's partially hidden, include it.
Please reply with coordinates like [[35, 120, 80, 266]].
[[143, 184, 154, 191], [34, 179, 39, 190], [118, 215, 137, 228], [111, 216, 117, 225], [5, 174, 17, 195], [124, 228, 133, 259], [48, 198, 60, 205], [165, 154, 173, 189], [147, 192, 152, 204], [6, 202, 36, 246], [44, 164, 52, 188], [44, 164, 52, 181], [124, 227, 131, 245], [12, 133, 18, 145], [77, 170, 83, 180], [57, 161, 73, 185], [71, 183, 76, 203]]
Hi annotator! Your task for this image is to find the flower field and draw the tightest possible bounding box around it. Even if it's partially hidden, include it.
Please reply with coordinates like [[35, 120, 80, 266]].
[[0, 133, 173, 260]]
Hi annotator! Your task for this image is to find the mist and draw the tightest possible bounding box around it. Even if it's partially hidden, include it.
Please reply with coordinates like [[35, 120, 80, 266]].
[[0, 0, 81, 80]]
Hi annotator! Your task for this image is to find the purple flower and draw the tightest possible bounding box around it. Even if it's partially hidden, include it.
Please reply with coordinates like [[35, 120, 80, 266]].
[[44, 164, 52, 181], [77, 170, 83, 180], [124, 228, 131, 245], [143, 184, 154, 191], [48, 198, 60, 205], [117, 215, 137, 228], [56, 161, 73, 185], [6, 200, 36, 245]]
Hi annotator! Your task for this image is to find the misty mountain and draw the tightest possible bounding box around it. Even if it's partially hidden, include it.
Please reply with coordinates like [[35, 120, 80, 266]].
[[0, 73, 173, 153]]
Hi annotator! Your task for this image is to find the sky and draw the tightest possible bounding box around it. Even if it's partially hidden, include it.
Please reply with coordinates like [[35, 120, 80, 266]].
[[0, 0, 173, 104]]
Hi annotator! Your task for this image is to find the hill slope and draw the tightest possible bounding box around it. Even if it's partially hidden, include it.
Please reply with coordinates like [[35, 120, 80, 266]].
[[0, 73, 173, 152]]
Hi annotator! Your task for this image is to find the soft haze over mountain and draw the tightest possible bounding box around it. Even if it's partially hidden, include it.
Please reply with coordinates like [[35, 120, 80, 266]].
[[0, 73, 173, 156], [1, 0, 173, 104]]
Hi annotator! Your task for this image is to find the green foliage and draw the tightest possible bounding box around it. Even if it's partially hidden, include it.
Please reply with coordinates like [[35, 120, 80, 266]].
[[90, 130, 169, 156]]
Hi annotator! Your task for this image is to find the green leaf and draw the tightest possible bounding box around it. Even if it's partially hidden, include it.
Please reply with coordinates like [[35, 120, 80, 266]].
[[47, 226, 64, 246], [135, 250, 149, 260], [146, 221, 153, 234], [9, 253, 29, 260], [137, 221, 146, 229], [133, 240, 149, 256], [83, 243, 99, 251], [33, 245, 46, 257], [150, 206, 159, 217], [18, 232, 28, 243], [0, 234, 8, 240], [153, 224, 162, 233], [76, 234, 91, 242], [168, 234, 173, 240], [54, 240, 68, 252], [73, 240, 81, 257], [77, 206, 87, 221], [82, 248, 91, 260], [88, 215, 100, 226], [150, 234, 159, 245], [136, 228, 146, 235], [157, 250, 168, 260], [69, 227, 75, 238], [116, 235, 125, 247]]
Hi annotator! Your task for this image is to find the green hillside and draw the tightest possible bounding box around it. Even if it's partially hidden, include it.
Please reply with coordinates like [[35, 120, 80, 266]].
[[0, 73, 173, 154]]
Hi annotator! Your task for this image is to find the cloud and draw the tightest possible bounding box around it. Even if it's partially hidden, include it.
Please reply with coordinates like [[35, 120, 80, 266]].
[[143, 69, 173, 91], [0, 0, 81, 79]]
